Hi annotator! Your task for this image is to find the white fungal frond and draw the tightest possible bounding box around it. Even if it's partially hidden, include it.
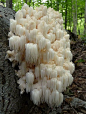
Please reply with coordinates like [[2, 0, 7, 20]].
[[6, 3, 75, 108]]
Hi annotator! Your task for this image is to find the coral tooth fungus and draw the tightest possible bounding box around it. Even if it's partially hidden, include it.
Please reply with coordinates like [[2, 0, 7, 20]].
[[6, 3, 75, 107]]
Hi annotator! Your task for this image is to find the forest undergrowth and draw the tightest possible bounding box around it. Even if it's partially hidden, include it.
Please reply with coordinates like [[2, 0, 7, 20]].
[[61, 38, 86, 114]]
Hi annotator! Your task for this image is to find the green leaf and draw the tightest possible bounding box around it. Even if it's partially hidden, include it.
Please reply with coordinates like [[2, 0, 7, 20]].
[[76, 59, 85, 63]]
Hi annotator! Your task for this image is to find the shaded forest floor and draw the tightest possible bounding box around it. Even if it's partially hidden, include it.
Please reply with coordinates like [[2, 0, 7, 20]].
[[70, 39, 86, 102], [18, 39, 86, 114], [61, 39, 86, 114]]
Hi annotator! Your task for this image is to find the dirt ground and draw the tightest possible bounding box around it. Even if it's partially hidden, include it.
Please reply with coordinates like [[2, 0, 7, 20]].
[[62, 39, 86, 114]]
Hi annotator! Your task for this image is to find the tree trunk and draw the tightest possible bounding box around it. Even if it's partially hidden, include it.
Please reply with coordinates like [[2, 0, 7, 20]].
[[33, 1, 34, 9], [65, 0, 67, 29], [6, 0, 12, 9], [51, 0, 52, 8], [69, 10, 71, 30], [29, 0, 31, 7], [0, 6, 33, 114], [72, 0, 77, 34], [84, 0, 86, 36], [62, 2, 63, 17], [69, 0, 73, 31], [56, 0, 59, 11], [25, 0, 27, 3], [70, 0, 72, 31]]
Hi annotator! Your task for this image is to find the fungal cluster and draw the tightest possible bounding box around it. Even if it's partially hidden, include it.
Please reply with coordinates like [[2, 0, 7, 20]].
[[6, 3, 75, 107]]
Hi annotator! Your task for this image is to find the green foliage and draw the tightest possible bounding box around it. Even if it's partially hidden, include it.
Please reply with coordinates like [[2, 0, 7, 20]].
[[81, 34, 86, 44], [76, 59, 85, 63], [0, 0, 86, 37], [64, 87, 74, 96]]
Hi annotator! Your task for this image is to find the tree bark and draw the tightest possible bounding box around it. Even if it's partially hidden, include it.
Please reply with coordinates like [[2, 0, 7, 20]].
[[84, 0, 86, 36], [0, 6, 33, 114], [25, 0, 27, 3], [29, 0, 31, 7], [72, 0, 77, 34], [69, 0, 72, 31], [65, 0, 67, 30], [6, 0, 12, 9], [56, 0, 59, 11], [51, 0, 52, 8]]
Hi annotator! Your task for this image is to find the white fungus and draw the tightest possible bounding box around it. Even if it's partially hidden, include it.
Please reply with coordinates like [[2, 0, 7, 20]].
[[6, 3, 75, 107]]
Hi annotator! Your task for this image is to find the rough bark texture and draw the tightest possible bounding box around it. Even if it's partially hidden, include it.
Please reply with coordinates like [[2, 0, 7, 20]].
[[6, 0, 12, 9], [0, 5, 86, 114], [65, 0, 67, 30], [56, 1, 59, 11], [84, 0, 86, 36], [0, 5, 32, 114], [72, 0, 77, 34]]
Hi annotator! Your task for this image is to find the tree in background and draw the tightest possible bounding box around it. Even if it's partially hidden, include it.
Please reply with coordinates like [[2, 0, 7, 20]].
[[72, 0, 77, 34], [0, 0, 86, 37], [68, 0, 72, 31], [56, 0, 59, 11], [84, 0, 86, 37], [6, 0, 12, 8], [65, 0, 67, 29]]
